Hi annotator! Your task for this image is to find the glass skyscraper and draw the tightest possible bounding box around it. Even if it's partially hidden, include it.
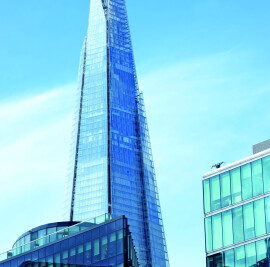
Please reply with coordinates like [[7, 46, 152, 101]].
[[203, 142, 270, 266], [65, 1, 169, 266]]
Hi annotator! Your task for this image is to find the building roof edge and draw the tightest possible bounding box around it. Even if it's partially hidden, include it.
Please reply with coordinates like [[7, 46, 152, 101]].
[[203, 148, 270, 180]]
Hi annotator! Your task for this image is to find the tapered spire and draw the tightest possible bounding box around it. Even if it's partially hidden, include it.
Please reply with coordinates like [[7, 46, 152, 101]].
[[66, 1, 169, 266]]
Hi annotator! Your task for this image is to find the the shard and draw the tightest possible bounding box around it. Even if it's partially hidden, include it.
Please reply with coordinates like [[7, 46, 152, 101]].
[[65, 0, 169, 266]]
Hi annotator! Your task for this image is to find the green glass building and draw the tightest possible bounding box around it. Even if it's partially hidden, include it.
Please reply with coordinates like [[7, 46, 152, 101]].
[[203, 141, 270, 266]]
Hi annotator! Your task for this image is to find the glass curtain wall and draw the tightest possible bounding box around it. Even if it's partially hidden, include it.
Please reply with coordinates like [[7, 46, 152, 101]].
[[203, 155, 270, 213], [69, 0, 169, 266], [205, 196, 269, 252], [207, 238, 269, 267]]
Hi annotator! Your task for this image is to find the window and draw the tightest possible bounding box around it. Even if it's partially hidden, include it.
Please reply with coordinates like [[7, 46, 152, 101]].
[[205, 217, 212, 252], [232, 206, 244, 243], [243, 202, 255, 240], [245, 243, 256, 266], [210, 176, 221, 211], [252, 159, 263, 196], [203, 179, 211, 213], [254, 199, 266, 236], [224, 249, 234, 267], [256, 239, 267, 263], [234, 246, 245, 267], [231, 167, 241, 204], [220, 172, 231, 207], [241, 164, 252, 200], [222, 210, 233, 247], [212, 214, 223, 250], [262, 156, 270, 193]]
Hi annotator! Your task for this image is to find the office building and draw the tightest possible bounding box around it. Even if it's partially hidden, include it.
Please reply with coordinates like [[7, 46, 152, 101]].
[[0, 214, 139, 267], [65, 0, 169, 266], [203, 140, 270, 266]]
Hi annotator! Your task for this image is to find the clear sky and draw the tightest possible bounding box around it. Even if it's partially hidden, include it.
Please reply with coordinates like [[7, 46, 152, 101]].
[[0, 0, 270, 265]]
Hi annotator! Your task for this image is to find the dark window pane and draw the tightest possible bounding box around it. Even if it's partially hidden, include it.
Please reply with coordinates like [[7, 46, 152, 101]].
[[108, 232, 117, 257], [117, 230, 124, 254], [101, 236, 108, 260]]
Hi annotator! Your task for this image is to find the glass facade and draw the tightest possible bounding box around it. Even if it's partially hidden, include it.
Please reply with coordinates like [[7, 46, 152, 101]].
[[203, 152, 270, 267], [0, 216, 139, 267], [207, 238, 270, 267], [67, 1, 169, 266], [204, 196, 270, 252], [203, 155, 270, 214]]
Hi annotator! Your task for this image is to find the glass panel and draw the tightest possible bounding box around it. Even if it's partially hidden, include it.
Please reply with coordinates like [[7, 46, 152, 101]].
[[232, 206, 244, 243], [108, 232, 117, 258], [224, 249, 234, 267], [245, 243, 256, 266], [234, 246, 245, 267], [220, 172, 231, 207], [93, 239, 100, 263], [204, 179, 211, 213], [263, 156, 270, 193], [256, 239, 267, 263], [210, 176, 221, 211], [252, 159, 263, 196], [205, 217, 213, 252], [117, 230, 124, 255], [212, 214, 223, 250], [254, 199, 266, 236], [222, 210, 233, 247], [101, 236, 107, 260], [241, 163, 252, 200], [243, 202, 255, 240], [265, 197, 270, 233]]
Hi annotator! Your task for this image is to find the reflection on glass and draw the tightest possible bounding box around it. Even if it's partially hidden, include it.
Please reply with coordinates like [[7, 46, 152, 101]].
[[254, 199, 266, 236], [205, 217, 212, 252], [235, 246, 245, 267], [241, 164, 252, 200], [204, 179, 211, 213], [222, 210, 233, 247], [243, 202, 255, 240], [265, 197, 270, 233], [230, 168, 242, 204], [232, 206, 244, 243], [245, 243, 256, 266], [211, 176, 221, 211], [252, 159, 263, 196], [221, 172, 232, 207], [256, 239, 267, 263], [224, 249, 234, 267], [212, 214, 223, 250], [263, 156, 270, 193]]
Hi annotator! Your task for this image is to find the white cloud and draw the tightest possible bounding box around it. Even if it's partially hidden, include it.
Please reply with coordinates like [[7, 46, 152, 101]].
[[0, 84, 76, 252]]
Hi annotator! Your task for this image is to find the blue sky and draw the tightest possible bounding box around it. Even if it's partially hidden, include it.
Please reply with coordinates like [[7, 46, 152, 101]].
[[0, 0, 270, 265]]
